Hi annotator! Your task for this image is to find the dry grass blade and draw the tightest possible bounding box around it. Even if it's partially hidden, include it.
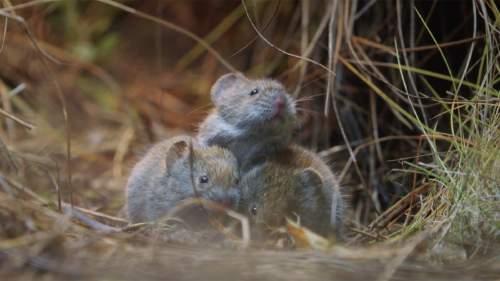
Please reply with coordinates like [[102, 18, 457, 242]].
[[0, 108, 35, 130], [376, 231, 430, 281], [177, 4, 245, 70], [0, 14, 6, 54], [62, 204, 120, 234], [368, 183, 431, 231], [0, 7, 73, 208], [286, 218, 332, 251], [0, 136, 16, 171], [95, 0, 237, 73], [241, 0, 335, 76], [164, 197, 250, 248], [352, 35, 485, 54]]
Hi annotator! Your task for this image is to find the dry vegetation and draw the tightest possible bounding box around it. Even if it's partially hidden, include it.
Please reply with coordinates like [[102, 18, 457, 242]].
[[0, 0, 499, 280]]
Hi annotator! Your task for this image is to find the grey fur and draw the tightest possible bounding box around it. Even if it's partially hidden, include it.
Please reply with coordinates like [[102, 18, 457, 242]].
[[126, 135, 240, 223], [198, 73, 344, 235], [198, 73, 298, 169]]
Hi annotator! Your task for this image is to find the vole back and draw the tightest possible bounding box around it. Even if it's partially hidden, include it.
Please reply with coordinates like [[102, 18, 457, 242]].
[[240, 145, 345, 237], [198, 73, 297, 168], [126, 136, 240, 223], [239, 162, 333, 237]]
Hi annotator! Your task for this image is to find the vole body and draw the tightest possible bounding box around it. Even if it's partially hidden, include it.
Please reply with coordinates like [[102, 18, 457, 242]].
[[197, 73, 297, 169], [240, 146, 344, 237], [126, 135, 240, 223], [199, 73, 344, 235]]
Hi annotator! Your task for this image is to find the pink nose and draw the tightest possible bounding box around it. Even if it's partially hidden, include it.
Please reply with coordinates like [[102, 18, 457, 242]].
[[274, 95, 286, 113]]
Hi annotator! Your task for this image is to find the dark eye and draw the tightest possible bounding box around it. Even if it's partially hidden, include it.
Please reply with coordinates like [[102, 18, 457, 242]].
[[249, 204, 258, 216], [234, 178, 240, 185], [199, 175, 209, 184], [249, 88, 259, 96]]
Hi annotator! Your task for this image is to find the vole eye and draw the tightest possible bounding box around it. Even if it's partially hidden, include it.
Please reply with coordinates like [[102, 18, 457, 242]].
[[249, 88, 259, 96], [234, 178, 240, 185], [249, 204, 258, 216], [199, 175, 209, 184]]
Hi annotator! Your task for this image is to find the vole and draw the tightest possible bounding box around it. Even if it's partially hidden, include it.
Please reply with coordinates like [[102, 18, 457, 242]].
[[126, 135, 240, 223], [240, 146, 344, 238], [197, 73, 297, 169]]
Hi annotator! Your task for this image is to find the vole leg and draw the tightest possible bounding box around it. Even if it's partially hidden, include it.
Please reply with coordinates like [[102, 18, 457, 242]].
[[205, 131, 233, 147], [201, 118, 242, 147]]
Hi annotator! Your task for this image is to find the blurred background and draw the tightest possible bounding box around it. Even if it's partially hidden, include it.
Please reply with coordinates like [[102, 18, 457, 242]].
[[0, 0, 499, 279]]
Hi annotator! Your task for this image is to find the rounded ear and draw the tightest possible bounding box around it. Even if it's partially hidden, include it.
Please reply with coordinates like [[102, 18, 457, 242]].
[[211, 73, 240, 103], [165, 140, 188, 172], [295, 168, 323, 189]]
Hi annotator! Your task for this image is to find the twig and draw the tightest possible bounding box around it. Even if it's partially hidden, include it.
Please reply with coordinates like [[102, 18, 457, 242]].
[[70, 205, 129, 226], [165, 197, 250, 248], [62, 204, 120, 234], [0, 108, 35, 130]]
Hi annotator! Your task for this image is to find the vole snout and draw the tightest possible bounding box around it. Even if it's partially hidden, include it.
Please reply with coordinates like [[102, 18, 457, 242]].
[[206, 186, 240, 208], [272, 94, 286, 119]]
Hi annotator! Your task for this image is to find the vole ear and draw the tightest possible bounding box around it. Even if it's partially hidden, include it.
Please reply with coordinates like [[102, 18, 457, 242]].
[[295, 168, 323, 189], [165, 140, 188, 172], [211, 73, 240, 103]]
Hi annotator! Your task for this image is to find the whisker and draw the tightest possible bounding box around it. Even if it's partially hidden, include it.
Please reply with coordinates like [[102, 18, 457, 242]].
[[295, 108, 323, 116], [188, 103, 214, 115], [294, 93, 327, 104], [294, 97, 315, 103]]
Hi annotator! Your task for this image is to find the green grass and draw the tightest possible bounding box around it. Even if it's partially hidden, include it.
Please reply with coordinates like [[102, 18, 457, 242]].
[[388, 8, 500, 250]]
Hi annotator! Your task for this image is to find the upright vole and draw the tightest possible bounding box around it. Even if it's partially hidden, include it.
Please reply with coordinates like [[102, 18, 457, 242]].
[[199, 73, 344, 233], [197, 73, 297, 169], [126, 136, 240, 223]]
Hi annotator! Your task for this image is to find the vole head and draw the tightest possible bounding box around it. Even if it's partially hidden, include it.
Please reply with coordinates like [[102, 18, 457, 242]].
[[166, 140, 240, 208], [211, 73, 297, 134], [239, 164, 324, 235]]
